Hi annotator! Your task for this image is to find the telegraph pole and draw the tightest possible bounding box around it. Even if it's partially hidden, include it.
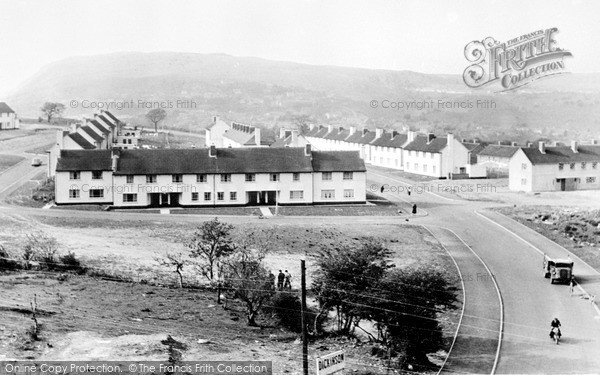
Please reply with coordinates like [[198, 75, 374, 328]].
[[301, 260, 308, 375]]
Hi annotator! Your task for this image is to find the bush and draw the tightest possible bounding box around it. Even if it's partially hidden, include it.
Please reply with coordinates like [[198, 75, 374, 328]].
[[58, 251, 85, 273], [270, 292, 324, 334], [0, 245, 21, 271]]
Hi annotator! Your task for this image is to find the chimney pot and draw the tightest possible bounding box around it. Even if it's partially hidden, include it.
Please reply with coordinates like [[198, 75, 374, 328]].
[[209, 145, 217, 157], [511, 141, 517, 147], [392, 130, 399, 138], [362, 128, 369, 136], [427, 133, 435, 143]]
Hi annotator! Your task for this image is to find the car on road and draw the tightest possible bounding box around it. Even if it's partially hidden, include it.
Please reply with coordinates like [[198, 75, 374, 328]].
[[542, 254, 573, 284], [31, 157, 42, 167]]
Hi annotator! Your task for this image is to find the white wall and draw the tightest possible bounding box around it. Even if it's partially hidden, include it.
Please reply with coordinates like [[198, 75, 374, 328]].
[[508, 150, 533, 191], [55, 170, 113, 204]]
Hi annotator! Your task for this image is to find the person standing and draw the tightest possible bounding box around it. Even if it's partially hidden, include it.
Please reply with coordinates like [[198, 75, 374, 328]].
[[284, 270, 292, 290], [277, 270, 285, 291], [569, 276, 575, 296]]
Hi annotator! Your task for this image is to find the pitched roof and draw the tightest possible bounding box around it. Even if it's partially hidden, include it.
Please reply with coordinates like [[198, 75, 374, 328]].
[[352, 131, 377, 145], [403, 135, 448, 153], [89, 120, 111, 135], [311, 151, 366, 172], [56, 150, 112, 171], [223, 128, 257, 146], [479, 145, 519, 158], [462, 142, 485, 164], [270, 134, 309, 148], [68, 133, 96, 150], [305, 127, 320, 137], [206, 118, 230, 130], [102, 111, 119, 124], [521, 145, 600, 165], [80, 126, 104, 143], [313, 127, 329, 138], [0, 102, 15, 114], [97, 115, 116, 128]]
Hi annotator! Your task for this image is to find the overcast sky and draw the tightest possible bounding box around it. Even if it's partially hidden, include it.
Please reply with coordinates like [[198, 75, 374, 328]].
[[0, 0, 598, 96]]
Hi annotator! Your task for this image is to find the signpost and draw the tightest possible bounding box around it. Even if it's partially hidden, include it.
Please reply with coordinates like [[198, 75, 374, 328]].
[[316, 350, 345, 375]]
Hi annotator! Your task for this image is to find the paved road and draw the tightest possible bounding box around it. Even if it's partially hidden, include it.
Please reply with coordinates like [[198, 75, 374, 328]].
[[2, 133, 600, 373]]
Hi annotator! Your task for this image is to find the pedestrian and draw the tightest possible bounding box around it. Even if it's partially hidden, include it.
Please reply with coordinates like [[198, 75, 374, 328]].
[[284, 269, 292, 290], [412, 203, 417, 214], [277, 270, 285, 291], [591, 294, 596, 305], [569, 276, 575, 296], [407, 187, 411, 196], [380, 185, 384, 193]]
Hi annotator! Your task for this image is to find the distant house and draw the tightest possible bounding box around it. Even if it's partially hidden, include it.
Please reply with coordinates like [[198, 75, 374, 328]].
[[270, 129, 310, 148], [509, 141, 600, 192], [204, 116, 264, 148], [54, 145, 367, 207], [478, 144, 519, 178], [0, 102, 20, 130], [205, 116, 230, 147]]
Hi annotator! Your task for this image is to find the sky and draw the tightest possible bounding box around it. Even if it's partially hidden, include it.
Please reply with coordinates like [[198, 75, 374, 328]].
[[1, 0, 599, 96]]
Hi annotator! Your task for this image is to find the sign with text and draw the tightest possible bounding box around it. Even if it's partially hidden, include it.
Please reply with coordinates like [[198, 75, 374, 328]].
[[316, 351, 345, 375]]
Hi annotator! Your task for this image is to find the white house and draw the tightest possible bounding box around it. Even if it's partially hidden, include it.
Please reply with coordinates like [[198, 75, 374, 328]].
[[54, 145, 366, 207], [0, 102, 20, 130], [477, 143, 519, 178], [271, 129, 311, 148], [204, 116, 263, 148], [509, 141, 600, 192]]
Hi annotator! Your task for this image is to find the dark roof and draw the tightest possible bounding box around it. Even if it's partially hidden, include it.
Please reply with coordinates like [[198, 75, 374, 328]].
[[305, 127, 320, 137], [114, 148, 314, 175], [479, 145, 519, 158], [97, 115, 116, 128], [89, 120, 111, 135], [311, 151, 366, 172], [56, 148, 366, 175], [102, 111, 119, 123], [521, 145, 600, 165], [313, 127, 329, 138], [370, 132, 408, 148], [80, 126, 104, 142], [404, 135, 448, 153], [0, 102, 15, 114], [68, 133, 95, 150], [462, 143, 485, 164], [56, 150, 112, 171], [354, 131, 377, 145]]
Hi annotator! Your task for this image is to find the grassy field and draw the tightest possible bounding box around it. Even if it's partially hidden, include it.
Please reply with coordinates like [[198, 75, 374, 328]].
[[5, 171, 51, 207], [0, 215, 461, 372], [139, 130, 205, 149], [0, 155, 25, 173]]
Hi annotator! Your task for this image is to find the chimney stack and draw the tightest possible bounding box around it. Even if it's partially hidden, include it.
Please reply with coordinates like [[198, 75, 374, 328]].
[[539, 141, 546, 154], [280, 128, 287, 138], [305, 143, 312, 156], [213, 116, 218, 123], [309, 123, 315, 131], [511, 141, 518, 147], [375, 128, 384, 138], [291, 130, 298, 146], [497, 141, 502, 145], [254, 128, 261, 146], [338, 126, 344, 133], [427, 133, 435, 143], [591, 139, 598, 145], [407, 130, 416, 143], [362, 128, 369, 136], [392, 130, 399, 139], [209, 145, 217, 158], [349, 126, 356, 135], [571, 140, 578, 153], [327, 125, 333, 133], [527, 142, 533, 147], [111, 150, 120, 172]]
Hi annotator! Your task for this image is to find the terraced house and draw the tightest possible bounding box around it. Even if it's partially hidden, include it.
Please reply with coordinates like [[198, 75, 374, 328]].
[[509, 141, 600, 192], [54, 145, 366, 207]]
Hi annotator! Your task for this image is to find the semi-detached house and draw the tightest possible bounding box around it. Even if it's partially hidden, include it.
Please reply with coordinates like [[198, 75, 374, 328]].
[[55, 145, 366, 207]]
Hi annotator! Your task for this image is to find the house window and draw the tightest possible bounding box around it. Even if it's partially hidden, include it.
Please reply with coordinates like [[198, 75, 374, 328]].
[[570, 163, 576, 170], [521, 178, 527, 185], [414, 163, 418, 170], [172, 174, 183, 183], [343, 172, 353, 180], [423, 164, 427, 172], [123, 193, 137, 202], [146, 175, 157, 183], [586, 177, 596, 184], [293, 173, 300, 181], [197, 174, 207, 183], [270, 173, 280, 182], [290, 191, 304, 200], [230, 192, 237, 201], [204, 192, 211, 201], [126, 175, 134, 184], [92, 171, 103, 180], [245, 173, 256, 182], [217, 192, 224, 201], [69, 189, 80, 199], [558, 163, 564, 171], [69, 171, 80, 180], [432, 166, 436, 174], [521, 163, 527, 170], [89, 189, 104, 198], [220, 174, 231, 182], [431, 153, 434, 159], [321, 190, 335, 199], [191, 192, 199, 201], [581, 162, 587, 170], [593, 162, 598, 169], [344, 189, 354, 198], [322, 172, 332, 181]]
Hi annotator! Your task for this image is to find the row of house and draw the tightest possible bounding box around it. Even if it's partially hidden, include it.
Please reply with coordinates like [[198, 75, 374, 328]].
[[304, 125, 486, 179], [0, 102, 20, 130], [54, 144, 367, 207]]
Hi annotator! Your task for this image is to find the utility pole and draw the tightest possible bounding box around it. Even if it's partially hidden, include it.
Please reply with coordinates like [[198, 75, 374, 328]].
[[301, 260, 308, 375]]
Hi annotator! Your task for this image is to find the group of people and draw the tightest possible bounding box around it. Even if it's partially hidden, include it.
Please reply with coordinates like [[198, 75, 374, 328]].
[[277, 269, 292, 291]]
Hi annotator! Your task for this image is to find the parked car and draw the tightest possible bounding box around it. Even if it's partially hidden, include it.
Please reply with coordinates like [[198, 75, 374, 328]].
[[31, 158, 42, 167]]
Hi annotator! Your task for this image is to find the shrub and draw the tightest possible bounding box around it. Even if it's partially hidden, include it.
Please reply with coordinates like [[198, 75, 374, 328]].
[[270, 292, 324, 334], [59, 251, 85, 273], [0, 245, 21, 271]]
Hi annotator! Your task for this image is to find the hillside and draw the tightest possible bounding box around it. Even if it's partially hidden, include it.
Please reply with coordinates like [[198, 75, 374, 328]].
[[6, 52, 600, 142]]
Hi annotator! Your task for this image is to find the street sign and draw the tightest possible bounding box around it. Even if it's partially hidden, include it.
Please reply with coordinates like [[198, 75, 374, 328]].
[[316, 350, 345, 375]]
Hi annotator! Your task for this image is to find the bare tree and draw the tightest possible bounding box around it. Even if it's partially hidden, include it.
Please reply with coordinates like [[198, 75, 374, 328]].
[[146, 108, 167, 133], [155, 251, 188, 288], [40, 102, 65, 123], [187, 218, 235, 281]]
